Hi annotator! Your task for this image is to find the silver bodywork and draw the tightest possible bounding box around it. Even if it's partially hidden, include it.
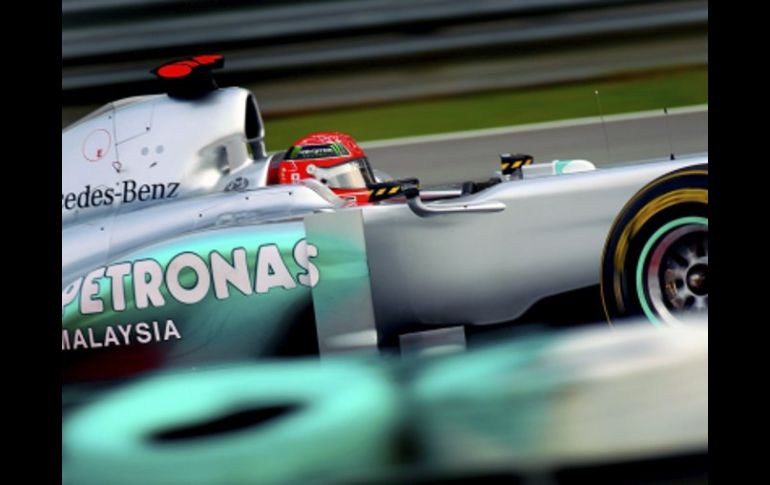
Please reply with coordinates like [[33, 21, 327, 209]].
[[62, 184, 337, 286], [62, 88, 272, 227], [62, 85, 707, 360], [305, 156, 705, 350], [361, 157, 702, 326]]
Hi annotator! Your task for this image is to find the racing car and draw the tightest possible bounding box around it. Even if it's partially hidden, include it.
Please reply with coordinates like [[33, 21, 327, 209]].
[[62, 56, 708, 386]]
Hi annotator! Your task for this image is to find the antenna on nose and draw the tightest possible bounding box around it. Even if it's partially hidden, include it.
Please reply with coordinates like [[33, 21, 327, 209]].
[[594, 90, 611, 164], [663, 107, 675, 160]]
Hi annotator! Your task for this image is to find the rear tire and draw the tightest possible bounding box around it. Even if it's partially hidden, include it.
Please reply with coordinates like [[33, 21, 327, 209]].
[[600, 165, 708, 326]]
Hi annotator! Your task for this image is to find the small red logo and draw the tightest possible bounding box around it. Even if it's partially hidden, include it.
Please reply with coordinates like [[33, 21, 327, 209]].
[[82, 129, 111, 162]]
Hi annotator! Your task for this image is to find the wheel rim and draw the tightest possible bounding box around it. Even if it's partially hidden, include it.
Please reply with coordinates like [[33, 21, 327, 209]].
[[636, 217, 708, 327]]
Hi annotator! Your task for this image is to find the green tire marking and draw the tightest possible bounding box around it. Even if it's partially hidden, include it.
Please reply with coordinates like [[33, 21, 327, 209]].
[[554, 160, 570, 175], [636, 216, 708, 327]]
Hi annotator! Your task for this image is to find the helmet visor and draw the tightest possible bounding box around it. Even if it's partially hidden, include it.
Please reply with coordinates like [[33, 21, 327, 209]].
[[309, 158, 375, 189]]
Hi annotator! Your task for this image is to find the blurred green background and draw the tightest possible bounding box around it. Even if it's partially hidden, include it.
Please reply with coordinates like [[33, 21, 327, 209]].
[[262, 66, 707, 151]]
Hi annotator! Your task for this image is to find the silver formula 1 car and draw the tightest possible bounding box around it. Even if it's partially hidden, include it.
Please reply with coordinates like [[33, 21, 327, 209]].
[[62, 56, 708, 385]]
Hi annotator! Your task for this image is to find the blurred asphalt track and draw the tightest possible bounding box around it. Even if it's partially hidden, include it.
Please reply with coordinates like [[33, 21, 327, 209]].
[[362, 106, 708, 185]]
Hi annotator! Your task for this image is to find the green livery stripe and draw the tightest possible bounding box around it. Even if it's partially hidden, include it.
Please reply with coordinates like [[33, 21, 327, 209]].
[[554, 160, 570, 175]]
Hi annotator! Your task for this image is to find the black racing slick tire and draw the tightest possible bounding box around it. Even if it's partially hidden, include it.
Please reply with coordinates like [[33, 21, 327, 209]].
[[600, 164, 708, 327]]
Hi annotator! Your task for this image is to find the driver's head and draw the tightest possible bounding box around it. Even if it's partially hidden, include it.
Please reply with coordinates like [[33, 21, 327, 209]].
[[267, 132, 375, 204]]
